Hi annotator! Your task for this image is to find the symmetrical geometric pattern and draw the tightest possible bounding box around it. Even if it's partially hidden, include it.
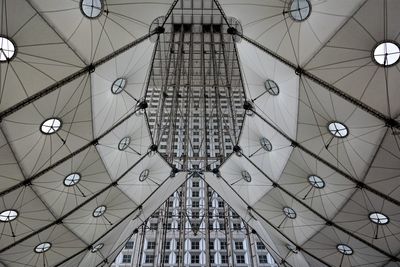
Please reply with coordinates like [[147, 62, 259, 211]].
[[0, 0, 398, 266]]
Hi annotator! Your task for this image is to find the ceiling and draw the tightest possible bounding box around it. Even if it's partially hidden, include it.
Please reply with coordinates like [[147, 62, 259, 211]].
[[0, 0, 399, 266]]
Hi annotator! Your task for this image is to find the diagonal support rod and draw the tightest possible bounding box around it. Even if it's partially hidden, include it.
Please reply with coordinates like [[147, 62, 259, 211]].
[[239, 149, 399, 262], [235, 32, 399, 129], [248, 106, 400, 208], [0, 150, 151, 254], [0, 103, 145, 198], [202, 174, 332, 267], [0, 31, 158, 121]]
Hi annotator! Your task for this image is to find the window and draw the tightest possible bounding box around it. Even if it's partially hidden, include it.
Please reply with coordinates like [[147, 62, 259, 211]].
[[164, 241, 170, 250], [369, 212, 389, 225], [264, 79, 279, 96], [34, 242, 51, 253], [93, 205, 106, 217], [308, 175, 325, 189], [236, 255, 245, 264], [218, 201, 224, 208], [233, 223, 241, 230], [192, 191, 199, 197], [235, 241, 243, 250], [147, 241, 156, 250], [0, 210, 18, 222], [139, 169, 149, 182], [81, 0, 104, 19], [191, 254, 200, 264], [192, 181, 199, 187], [328, 121, 348, 138], [256, 242, 266, 250], [145, 255, 154, 263], [373, 41, 400, 66], [283, 207, 297, 219], [192, 241, 200, 250], [63, 173, 81, 187], [192, 211, 199, 218], [192, 201, 200, 208], [40, 118, 62, 134], [111, 78, 127, 94], [150, 223, 158, 230], [122, 254, 131, 263], [289, 0, 311, 22], [209, 241, 214, 250], [259, 255, 268, 264], [125, 241, 134, 249], [164, 254, 170, 263], [0, 37, 16, 62], [220, 241, 227, 250], [337, 244, 353, 255], [260, 137, 273, 151], [221, 254, 228, 263], [118, 137, 131, 151]]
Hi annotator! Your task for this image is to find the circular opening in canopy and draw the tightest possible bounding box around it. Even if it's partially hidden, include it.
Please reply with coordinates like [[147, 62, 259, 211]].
[[290, 0, 311, 22], [34, 242, 51, 253], [283, 207, 296, 219], [93, 205, 106, 217], [0, 209, 18, 222], [0, 37, 16, 62], [264, 79, 279, 96], [118, 136, 131, 151], [369, 212, 389, 225], [308, 175, 325, 189], [337, 244, 353, 255], [260, 137, 273, 151], [241, 170, 252, 182], [91, 243, 104, 253], [40, 118, 62, 135], [64, 173, 81, 187], [373, 41, 400, 66], [111, 78, 127, 94], [81, 0, 104, 19], [139, 169, 150, 182], [328, 121, 348, 138]]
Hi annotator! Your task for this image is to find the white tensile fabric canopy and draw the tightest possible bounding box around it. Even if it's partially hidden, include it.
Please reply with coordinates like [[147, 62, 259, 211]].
[[0, 0, 399, 266]]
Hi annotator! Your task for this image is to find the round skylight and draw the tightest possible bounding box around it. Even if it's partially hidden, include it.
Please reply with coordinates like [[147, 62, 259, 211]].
[[283, 207, 296, 219], [64, 173, 81, 187], [139, 169, 150, 182], [337, 244, 353, 255], [373, 41, 400, 66], [91, 243, 104, 253], [80, 0, 104, 19], [260, 137, 273, 152], [264, 79, 279, 96], [328, 121, 348, 138], [93, 205, 106, 217], [241, 170, 252, 182], [0, 37, 16, 62], [0, 209, 18, 222], [290, 0, 311, 22], [40, 118, 62, 135], [111, 78, 127, 94], [34, 242, 51, 253], [369, 212, 389, 225], [118, 136, 131, 151], [308, 175, 325, 189]]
